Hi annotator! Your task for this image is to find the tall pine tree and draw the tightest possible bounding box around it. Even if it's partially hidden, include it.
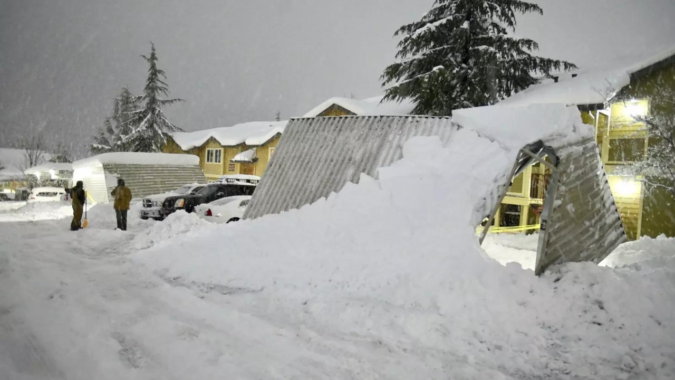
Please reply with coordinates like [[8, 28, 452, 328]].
[[91, 87, 141, 154], [381, 0, 577, 116], [125, 43, 183, 152]]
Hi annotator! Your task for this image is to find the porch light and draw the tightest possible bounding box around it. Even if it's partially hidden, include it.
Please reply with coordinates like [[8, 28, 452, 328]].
[[614, 178, 641, 197]]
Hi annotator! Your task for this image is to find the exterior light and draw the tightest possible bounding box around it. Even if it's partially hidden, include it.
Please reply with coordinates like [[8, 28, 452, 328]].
[[614, 178, 641, 197]]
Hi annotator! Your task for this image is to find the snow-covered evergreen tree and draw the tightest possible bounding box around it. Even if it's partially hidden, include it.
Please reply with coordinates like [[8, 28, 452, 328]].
[[381, 0, 577, 116], [91, 88, 140, 154], [124, 43, 183, 152]]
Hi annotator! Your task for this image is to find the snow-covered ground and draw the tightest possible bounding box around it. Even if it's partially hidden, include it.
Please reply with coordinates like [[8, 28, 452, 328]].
[[2, 198, 674, 380], [2, 137, 674, 380]]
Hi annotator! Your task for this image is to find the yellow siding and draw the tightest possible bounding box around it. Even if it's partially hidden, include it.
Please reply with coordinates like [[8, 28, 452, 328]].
[[251, 134, 281, 177], [607, 176, 642, 239], [318, 104, 356, 117], [199, 139, 226, 178], [223, 146, 241, 175], [507, 172, 525, 195], [580, 110, 595, 126]]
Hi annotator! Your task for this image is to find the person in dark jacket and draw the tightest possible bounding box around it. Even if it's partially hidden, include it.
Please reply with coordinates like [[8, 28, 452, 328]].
[[70, 181, 85, 231], [111, 178, 132, 231]]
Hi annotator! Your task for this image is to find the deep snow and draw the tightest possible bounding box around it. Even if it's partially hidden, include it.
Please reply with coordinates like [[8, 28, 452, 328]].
[[131, 133, 673, 379], [1, 197, 674, 379]]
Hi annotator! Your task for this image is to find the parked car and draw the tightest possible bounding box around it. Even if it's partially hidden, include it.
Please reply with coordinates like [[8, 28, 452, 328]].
[[27, 187, 68, 203], [0, 193, 11, 201], [215, 174, 261, 185], [161, 182, 256, 218], [140, 183, 205, 220], [195, 195, 251, 224]]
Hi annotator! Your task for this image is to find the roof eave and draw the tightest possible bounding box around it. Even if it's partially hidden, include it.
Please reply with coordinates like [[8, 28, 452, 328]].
[[630, 53, 675, 81]]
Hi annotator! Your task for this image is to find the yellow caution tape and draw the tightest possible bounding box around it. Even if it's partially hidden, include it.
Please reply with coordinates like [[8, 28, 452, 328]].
[[477, 224, 541, 234]]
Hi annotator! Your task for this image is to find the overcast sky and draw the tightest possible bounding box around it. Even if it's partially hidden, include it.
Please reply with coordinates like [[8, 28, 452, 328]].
[[1, 0, 674, 157]]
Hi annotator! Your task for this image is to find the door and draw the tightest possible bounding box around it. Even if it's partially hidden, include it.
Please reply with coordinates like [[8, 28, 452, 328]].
[[240, 163, 255, 175]]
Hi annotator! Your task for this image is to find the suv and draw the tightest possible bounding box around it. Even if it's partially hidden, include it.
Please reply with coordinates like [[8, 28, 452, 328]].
[[27, 187, 68, 203], [161, 182, 256, 218], [141, 183, 205, 220]]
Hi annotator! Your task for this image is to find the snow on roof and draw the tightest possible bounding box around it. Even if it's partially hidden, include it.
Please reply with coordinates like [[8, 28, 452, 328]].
[[72, 152, 200, 169], [231, 148, 256, 163], [499, 45, 675, 107], [303, 95, 415, 117], [24, 162, 73, 175], [453, 103, 593, 152], [170, 121, 287, 151], [0, 148, 53, 180]]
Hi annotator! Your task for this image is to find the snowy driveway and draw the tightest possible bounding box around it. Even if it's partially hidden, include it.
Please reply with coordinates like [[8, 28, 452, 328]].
[[0, 218, 493, 380]]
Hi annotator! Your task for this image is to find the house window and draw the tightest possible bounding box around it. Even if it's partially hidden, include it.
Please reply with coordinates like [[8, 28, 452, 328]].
[[228, 163, 235, 172], [206, 149, 222, 164], [269, 147, 276, 159], [500, 204, 522, 227], [608, 138, 646, 163]]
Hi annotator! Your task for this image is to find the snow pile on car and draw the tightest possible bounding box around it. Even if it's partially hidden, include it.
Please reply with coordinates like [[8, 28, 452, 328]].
[[134, 114, 675, 379], [132, 211, 218, 250]]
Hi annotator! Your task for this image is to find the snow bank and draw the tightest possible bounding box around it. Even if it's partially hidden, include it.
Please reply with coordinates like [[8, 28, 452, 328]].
[[482, 233, 538, 270], [0, 201, 73, 222], [72, 152, 199, 169], [132, 211, 218, 251], [303, 95, 415, 117], [131, 105, 673, 378], [0, 201, 26, 212], [132, 124, 674, 378], [601, 235, 675, 269], [170, 121, 287, 151]]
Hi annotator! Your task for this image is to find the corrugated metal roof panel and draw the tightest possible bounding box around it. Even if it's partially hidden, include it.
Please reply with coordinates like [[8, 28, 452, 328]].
[[244, 116, 456, 220], [534, 138, 627, 274]]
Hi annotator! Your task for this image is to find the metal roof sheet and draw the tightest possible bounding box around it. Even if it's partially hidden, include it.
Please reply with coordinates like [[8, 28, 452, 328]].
[[244, 116, 456, 220]]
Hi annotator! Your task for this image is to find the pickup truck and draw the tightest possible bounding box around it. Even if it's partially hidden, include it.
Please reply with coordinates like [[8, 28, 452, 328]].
[[160, 182, 256, 218]]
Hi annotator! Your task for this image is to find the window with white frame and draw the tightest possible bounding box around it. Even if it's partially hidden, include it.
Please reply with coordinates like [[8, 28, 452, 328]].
[[269, 147, 276, 159], [206, 148, 223, 164]]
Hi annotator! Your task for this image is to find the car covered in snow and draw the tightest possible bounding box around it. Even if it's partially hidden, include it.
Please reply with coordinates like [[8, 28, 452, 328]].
[[195, 195, 251, 224], [27, 187, 68, 203], [161, 182, 256, 218], [0, 193, 12, 201], [140, 183, 205, 220]]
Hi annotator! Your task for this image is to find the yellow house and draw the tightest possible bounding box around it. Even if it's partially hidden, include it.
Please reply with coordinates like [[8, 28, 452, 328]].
[[303, 95, 415, 117], [162, 121, 287, 182], [498, 46, 675, 239]]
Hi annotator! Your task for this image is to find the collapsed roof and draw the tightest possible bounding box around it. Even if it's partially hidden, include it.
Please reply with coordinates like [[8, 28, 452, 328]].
[[499, 44, 675, 108], [245, 105, 626, 274]]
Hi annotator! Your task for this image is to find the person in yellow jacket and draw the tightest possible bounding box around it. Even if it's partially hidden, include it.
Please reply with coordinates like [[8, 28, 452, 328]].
[[70, 181, 86, 231], [111, 178, 132, 231]]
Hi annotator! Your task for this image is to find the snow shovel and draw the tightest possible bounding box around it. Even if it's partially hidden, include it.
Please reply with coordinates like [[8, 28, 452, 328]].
[[82, 191, 89, 229]]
